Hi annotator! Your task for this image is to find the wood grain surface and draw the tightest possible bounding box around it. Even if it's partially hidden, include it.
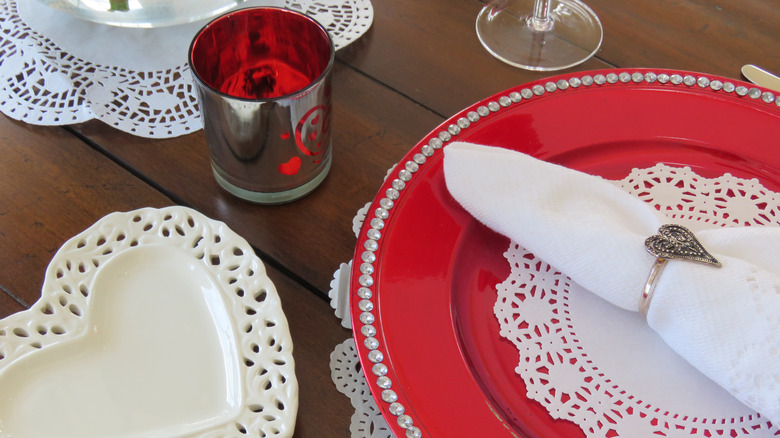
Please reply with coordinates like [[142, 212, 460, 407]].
[[1, 0, 778, 436]]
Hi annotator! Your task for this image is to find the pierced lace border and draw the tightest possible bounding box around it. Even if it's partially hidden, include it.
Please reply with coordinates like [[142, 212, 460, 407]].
[[0, 206, 298, 437]]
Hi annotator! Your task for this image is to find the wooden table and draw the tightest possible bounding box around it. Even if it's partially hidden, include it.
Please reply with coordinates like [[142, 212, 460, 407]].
[[1, 0, 778, 436]]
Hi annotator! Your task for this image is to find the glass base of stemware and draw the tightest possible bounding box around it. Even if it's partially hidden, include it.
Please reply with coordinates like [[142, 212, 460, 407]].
[[476, 0, 603, 71]]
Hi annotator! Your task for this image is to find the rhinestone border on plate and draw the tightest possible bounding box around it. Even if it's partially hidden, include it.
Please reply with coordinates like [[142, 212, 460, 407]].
[[350, 69, 779, 438]]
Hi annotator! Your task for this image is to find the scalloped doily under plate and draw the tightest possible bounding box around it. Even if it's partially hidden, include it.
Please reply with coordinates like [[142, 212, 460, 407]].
[[0, 206, 298, 438]]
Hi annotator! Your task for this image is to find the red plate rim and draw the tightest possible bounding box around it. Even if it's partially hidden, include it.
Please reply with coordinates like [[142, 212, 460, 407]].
[[349, 68, 780, 438]]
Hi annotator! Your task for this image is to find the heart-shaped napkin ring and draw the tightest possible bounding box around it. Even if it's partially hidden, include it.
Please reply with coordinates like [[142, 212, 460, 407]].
[[640, 224, 721, 316]]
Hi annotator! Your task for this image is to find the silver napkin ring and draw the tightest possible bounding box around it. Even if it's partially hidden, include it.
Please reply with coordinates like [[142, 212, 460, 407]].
[[641, 224, 721, 316]]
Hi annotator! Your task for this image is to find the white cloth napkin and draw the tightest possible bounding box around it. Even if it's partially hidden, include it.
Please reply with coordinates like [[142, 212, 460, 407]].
[[442, 142, 780, 425]]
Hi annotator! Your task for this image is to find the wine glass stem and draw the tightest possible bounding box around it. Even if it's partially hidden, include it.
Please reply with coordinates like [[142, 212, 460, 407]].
[[530, 0, 554, 31]]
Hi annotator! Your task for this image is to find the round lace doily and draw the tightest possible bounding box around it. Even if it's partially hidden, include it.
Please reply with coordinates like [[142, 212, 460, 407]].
[[0, 0, 372, 138], [331, 339, 392, 438], [330, 164, 780, 438], [329, 201, 391, 437], [496, 164, 780, 437]]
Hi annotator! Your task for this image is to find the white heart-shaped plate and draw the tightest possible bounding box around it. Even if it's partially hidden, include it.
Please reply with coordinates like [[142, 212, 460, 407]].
[[0, 206, 297, 438]]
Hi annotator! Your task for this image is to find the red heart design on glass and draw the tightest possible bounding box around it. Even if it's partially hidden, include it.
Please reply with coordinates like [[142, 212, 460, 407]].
[[278, 156, 302, 175]]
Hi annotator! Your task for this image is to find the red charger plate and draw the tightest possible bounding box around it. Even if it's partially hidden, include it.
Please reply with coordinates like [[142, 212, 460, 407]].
[[350, 69, 780, 438]]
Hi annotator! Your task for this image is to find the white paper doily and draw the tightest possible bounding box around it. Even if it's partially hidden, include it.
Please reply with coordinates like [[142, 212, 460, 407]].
[[0, 0, 373, 138], [331, 338, 393, 438], [330, 164, 780, 438], [496, 164, 780, 437], [329, 202, 392, 438]]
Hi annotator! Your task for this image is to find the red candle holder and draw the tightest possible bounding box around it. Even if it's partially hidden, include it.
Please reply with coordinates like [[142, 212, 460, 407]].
[[189, 7, 334, 204]]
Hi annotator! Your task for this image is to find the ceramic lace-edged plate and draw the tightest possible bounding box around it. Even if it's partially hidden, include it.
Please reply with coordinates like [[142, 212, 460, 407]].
[[0, 206, 297, 438], [349, 69, 780, 438]]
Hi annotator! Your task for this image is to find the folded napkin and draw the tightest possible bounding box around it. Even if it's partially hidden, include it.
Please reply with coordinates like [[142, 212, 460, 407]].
[[443, 142, 780, 424]]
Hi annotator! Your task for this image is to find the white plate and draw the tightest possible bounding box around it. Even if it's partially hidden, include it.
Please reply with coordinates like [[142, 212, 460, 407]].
[[0, 206, 297, 438]]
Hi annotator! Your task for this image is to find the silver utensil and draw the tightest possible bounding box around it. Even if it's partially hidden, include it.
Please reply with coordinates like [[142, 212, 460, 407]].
[[741, 64, 780, 93]]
